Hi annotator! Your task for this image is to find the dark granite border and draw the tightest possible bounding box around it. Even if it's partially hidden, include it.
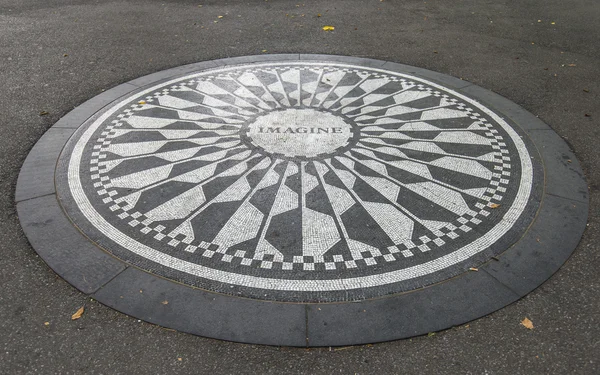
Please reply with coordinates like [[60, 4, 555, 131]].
[[15, 54, 589, 346]]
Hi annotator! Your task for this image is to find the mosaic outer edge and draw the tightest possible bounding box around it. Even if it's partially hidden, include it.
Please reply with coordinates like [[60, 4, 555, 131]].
[[15, 54, 589, 346]]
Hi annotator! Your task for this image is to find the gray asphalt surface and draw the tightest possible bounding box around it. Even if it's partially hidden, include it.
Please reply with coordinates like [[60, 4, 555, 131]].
[[1, 0, 599, 374]]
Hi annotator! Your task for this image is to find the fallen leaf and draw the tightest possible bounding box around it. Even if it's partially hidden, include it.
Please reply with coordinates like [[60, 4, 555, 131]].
[[44, 322, 50, 326], [71, 306, 85, 320], [583, 89, 589, 92], [567, 63, 576, 67], [469, 267, 479, 271], [177, 357, 182, 361], [322, 25, 334, 31], [551, 21, 556, 25], [490, 203, 501, 209], [317, 13, 321, 17], [39, 111, 49, 116], [262, 49, 267, 53], [138, 100, 146, 105], [63, 54, 68, 57], [521, 317, 534, 330], [217, 15, 223, 18], [427, 332, 436, 337], [162, 300, 169, 305], [567, 159, 572, 163], [537, 20, 542, 23], [584, 113, 591, 117]]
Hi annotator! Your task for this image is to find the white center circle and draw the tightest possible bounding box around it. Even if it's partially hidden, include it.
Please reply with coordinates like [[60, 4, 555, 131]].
[[247, 108, 352, 157]]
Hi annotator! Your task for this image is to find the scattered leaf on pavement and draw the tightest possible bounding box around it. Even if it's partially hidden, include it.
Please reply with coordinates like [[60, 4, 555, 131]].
[[521, 317, 534, 330], [39, 111, 49, 116], [469, 267, 479, 272], [490, 203, 501, 209], [162, 300, 169, 305], [71, 306, 85, 320], [138, 100, 146, 105], [44, 322, 50, 326], [322, 25, 334, 31]]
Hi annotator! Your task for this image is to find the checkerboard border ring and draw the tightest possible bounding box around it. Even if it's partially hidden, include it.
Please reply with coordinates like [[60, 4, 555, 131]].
[[89, 67, 513, 272]]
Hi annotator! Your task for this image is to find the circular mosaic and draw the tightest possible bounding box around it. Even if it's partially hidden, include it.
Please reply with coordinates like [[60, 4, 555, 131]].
[[57, 62, 539, 302]]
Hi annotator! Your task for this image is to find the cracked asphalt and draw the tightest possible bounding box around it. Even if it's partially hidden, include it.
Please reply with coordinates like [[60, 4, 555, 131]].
[[0, 0, 598, 374]]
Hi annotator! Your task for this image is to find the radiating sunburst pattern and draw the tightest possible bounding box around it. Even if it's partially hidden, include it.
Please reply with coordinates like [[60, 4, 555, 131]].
[[87, 64, 514, 273]]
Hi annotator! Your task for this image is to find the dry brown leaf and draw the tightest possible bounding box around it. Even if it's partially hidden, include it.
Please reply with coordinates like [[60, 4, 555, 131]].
[[469, 267, 479, 272], [44, 322, 50, 326], [162, 300, 169, 305], [490, 203, 501, 209], [567, 63, 576, 67], [39, 111, 49, 116], [521, 317, 534, 330], [71, 306, 85, 320]]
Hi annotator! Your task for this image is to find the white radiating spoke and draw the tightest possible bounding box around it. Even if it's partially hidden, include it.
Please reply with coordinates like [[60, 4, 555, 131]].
[[325, 159, 416, 245], [355, 144, 493, 180], [346, 150, 487, 200], [360, 138, 499, 163], [167, 157, 272, 242], [314, 162, 381, 260], [254, 162, 299, 261], [300, 162, 341, 258], [113, 150, 258, 209], [154, 95, 255, 118]]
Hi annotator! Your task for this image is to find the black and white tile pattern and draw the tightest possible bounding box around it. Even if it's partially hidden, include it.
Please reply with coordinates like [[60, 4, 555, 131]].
[[59, 62, 535, 301]]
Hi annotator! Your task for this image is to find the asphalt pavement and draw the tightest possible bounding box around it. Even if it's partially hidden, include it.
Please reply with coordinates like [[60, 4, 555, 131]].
[[0, 0, 598, 374]]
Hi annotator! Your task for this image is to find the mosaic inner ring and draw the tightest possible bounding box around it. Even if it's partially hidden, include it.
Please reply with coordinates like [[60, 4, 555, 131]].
[[57, 62, 537, 302]]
